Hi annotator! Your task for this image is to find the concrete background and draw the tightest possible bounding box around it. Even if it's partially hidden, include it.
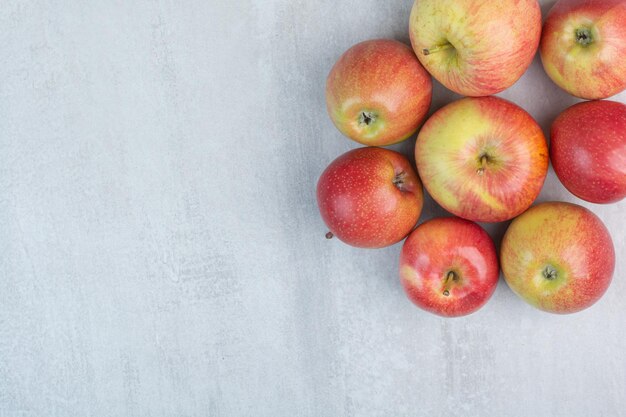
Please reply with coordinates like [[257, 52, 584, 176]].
[[1, 1, 625, 416]]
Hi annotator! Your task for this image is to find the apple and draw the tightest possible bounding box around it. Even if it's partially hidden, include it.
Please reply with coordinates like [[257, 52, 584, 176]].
[[399, 217, 499, 317], [551, 100, 626, 204], [326, 39, 432, 146], [415, 96, 548, 223], [408, 0, 541, 97], [317, 147, 423, 248], [501, 202, 615, 314], [540, 0, 626, 99]]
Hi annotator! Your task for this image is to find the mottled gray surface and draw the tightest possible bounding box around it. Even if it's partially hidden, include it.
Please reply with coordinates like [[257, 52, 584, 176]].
[[1, 1, 625, 416]]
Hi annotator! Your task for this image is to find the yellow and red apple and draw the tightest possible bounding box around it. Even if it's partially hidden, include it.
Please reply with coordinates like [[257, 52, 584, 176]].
[[316, 147, 423, 248], [415, 96, 548, 223], [400, 217, 499, 317], [540, 0, 626, 99], [409, 0, 541, 96], [325, 39, 432, 146], [501, 202, 615, 314]]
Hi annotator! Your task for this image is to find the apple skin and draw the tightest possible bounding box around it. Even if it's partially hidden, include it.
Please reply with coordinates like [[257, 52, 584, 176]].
[[550, 100, 626, 204], [540, 0, 626, 99], [400, 217, 499, 317], [409, 0, 541, 97], [501, 202, 615, 314], [415, 96, 548, 223], [317, 147, 423, 248], [326, 39, 432, 146]]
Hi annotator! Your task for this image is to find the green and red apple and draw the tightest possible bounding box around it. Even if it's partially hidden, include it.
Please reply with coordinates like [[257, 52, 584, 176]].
[[317, 147, 423, 248], [551, 100, 626, 203], [400, 217, 499, 317], [326, 39, 432, 146], [501, 202, 615, 314], [409, 0, 541, 96], [415, 96, 548, 223], [540, 0, 626, 99]]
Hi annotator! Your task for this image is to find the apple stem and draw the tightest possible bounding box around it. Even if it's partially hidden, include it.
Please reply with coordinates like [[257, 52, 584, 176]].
[[325, 232, 334, 239], [442, 270, 458, 296], [477, 154, 489, 176], [422, 43, 453, 56]]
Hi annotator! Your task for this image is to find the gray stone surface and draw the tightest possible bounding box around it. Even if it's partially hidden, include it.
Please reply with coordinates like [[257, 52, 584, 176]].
[[1, 1, 625, 416]]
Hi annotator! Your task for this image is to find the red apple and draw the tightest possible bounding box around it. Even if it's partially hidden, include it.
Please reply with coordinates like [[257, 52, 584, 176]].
[[317, 147, 423, 248], [326, 39, 432, 146], [409, 0, 541, 96], [399, 217, 499, 317], [501, 202, 615, 314], [415, 96, 548, 223], [540, 0, 626, 99], [550, 100, 626, 204]]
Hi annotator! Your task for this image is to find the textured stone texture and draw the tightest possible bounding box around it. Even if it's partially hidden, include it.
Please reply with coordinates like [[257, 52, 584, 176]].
[[0, 1, 624, 416]]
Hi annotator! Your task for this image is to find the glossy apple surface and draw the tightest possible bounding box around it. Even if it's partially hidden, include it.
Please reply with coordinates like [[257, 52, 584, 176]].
[[409, 0, 541, 96], [540, 0, 626, 99], [317, 147, 423, 248], [501, 202, 615, 314], [400, 217, 499, 317], [326, 39, 432, 146], [551, 100, 626, 204], [415, 96, 548, 222]]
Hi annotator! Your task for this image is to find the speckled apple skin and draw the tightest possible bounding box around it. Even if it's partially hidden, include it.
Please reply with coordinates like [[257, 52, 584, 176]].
[[550, 100, 626, 204], [316, 147, 423, 248], [540, 0, 626, 99], [501, 202, 615, 314], [415, 96, 548, 223], [409, 0, 541, 97], [399, 217, 499, 317], [326, 39, 432, 146]]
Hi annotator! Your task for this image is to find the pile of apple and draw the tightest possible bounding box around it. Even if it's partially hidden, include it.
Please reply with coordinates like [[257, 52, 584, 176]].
[[317, 0, 626, 317]]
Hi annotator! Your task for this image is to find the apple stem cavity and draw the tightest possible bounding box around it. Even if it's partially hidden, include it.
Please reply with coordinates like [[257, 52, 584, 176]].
[[422, 43, 454, 56], [575, 27, 593, 46], [325, 232, 334, 239], [358, 111, 376, 126], [542, 265, 558, 280]]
